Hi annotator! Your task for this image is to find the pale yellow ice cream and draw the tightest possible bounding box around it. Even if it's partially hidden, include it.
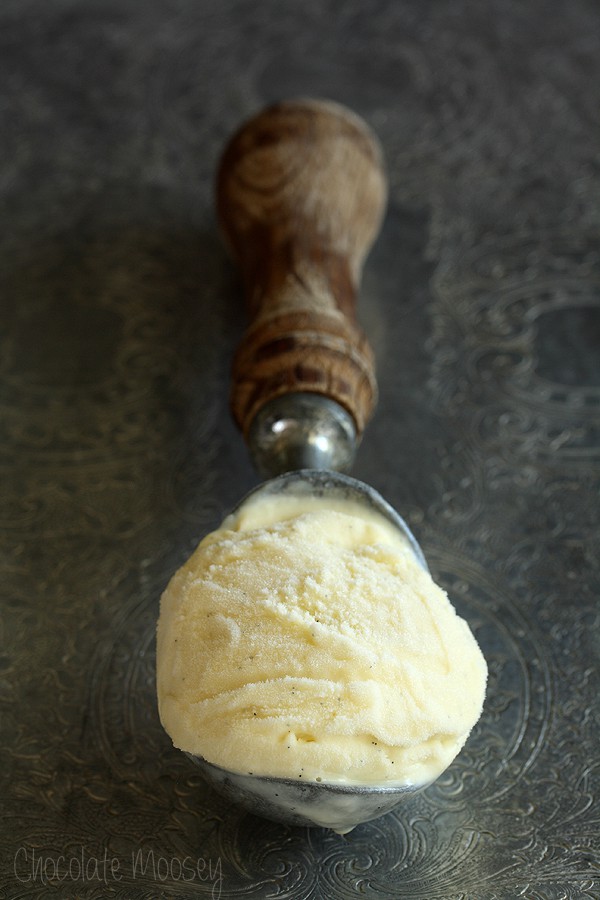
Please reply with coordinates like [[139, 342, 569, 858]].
[[156, 495, 487, 787]]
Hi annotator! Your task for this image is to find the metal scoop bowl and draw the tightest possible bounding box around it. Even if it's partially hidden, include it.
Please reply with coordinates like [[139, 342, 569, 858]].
[[186, 754, 429, 835]]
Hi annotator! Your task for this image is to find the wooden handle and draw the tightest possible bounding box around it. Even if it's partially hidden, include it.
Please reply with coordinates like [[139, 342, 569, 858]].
[[217, 98, 387, 439]]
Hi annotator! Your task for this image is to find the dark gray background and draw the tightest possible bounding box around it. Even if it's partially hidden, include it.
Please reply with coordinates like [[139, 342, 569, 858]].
[[1, 1, 599, 897]]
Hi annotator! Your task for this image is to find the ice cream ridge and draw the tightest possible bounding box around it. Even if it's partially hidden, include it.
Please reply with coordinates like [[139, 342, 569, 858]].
[[157, 491, 487, 791]]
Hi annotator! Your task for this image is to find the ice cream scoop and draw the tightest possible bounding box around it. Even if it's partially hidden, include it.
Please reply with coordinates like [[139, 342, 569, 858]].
[[158, 470, 488, 832], [156, 99, 487, 832]]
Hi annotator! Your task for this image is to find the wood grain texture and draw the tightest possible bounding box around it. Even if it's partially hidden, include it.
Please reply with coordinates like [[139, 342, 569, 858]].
[[217, 98, 387, 437]]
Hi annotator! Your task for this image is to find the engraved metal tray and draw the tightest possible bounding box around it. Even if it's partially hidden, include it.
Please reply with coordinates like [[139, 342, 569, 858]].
[[1, 1, 599, 897]]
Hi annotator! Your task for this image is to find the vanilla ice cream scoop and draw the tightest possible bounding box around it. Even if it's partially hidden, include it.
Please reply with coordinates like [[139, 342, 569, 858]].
[[156, 101, 488, 832], [157, 472, 487, 832]]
